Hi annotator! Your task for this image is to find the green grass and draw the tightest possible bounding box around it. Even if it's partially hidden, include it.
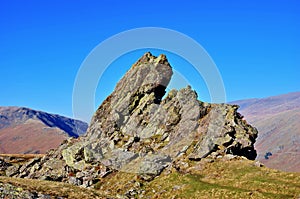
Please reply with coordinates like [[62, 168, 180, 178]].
[[1, 158, 300, 198], [141, 159, 300, 198], [0, 176, 108, 199]]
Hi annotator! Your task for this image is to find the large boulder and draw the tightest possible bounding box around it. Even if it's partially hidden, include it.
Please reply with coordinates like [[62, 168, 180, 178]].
[[68, 52, 257, 175]]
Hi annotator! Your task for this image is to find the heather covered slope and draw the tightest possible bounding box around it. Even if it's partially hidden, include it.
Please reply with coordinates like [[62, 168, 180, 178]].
[[231, 92, 300, 172], [0, 106, 88, 154]]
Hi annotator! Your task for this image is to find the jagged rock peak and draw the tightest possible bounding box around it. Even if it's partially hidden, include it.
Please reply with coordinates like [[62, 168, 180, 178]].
[[86, 52, 173, 138], [81, 52, 258, 172], [132, 52, 171, 68]]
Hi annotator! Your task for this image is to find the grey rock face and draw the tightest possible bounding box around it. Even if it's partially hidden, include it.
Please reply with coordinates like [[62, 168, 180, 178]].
[[0, 159, 11, 172], [189, 104, 257, 160], [72, 52, 257, 176], [6, 52, 258, 187]]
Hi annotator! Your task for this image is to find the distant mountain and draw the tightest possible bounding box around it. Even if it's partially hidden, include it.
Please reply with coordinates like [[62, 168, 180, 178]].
[[0, 106, 88, 154], [231, 92, 300, 172]]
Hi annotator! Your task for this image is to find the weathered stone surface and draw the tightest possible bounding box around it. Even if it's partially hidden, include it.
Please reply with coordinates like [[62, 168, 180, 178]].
[[86, 52, 173, 140], [19, 157, 40, 174], [0, 159, 11, 172], [62, 142, 86, 170], [138, 154, 171, 177], [0, 182, 67, 198], [68, 176, 82, 186], [188, 104, 257, 160], [6, 165, 20, 177], [5, 52, 258, 189]]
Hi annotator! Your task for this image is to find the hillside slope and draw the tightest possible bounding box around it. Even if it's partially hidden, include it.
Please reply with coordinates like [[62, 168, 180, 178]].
[[0, 106, 88, 154], [1, 157, 300, 198], [231, 92, 300, 172]]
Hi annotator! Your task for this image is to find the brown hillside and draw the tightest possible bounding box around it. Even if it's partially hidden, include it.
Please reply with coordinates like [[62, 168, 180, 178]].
[[0, 107, 88, 154], [0, 120, 67, 154], [232, 92, 300, 172]]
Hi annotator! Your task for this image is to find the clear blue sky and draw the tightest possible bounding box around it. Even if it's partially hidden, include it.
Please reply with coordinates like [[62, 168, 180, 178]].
[[0, 0, 299, 122]]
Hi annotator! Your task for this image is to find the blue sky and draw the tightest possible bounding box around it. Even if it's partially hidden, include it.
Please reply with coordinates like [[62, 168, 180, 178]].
[[0, 0, 299, 122]]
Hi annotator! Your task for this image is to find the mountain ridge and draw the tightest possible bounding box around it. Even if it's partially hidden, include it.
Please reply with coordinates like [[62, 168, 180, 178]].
[[231, 91, 300, 119], [0, 106, 88, 154]]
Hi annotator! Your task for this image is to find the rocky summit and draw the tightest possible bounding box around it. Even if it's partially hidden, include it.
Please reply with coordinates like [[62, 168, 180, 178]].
[[4, 52, 258, 190]]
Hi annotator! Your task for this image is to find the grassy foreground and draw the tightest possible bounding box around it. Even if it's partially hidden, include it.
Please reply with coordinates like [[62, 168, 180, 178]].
[[1, 159, 299, 198], [143, 159, 300, 198]]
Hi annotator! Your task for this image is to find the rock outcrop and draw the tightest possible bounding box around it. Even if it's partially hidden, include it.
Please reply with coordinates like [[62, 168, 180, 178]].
[[5, 52, 258, 188]]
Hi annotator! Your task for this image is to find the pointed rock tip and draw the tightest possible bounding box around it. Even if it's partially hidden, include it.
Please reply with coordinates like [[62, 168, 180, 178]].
[[132, 52, 171, 68]]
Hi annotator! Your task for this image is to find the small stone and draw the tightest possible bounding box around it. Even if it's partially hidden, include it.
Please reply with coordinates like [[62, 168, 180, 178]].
[[68, 176, 82, 186], [223, 154, 237, 161], [134, 181, 141, 188], [180, 162, 189, 169], [173, 185, 184, 190], [75, 172, 84, 178], [254, 161, 264, 167], [125, 188, 138, 197], [202, 158, 215, 163], [109, 140, 115, 150]]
